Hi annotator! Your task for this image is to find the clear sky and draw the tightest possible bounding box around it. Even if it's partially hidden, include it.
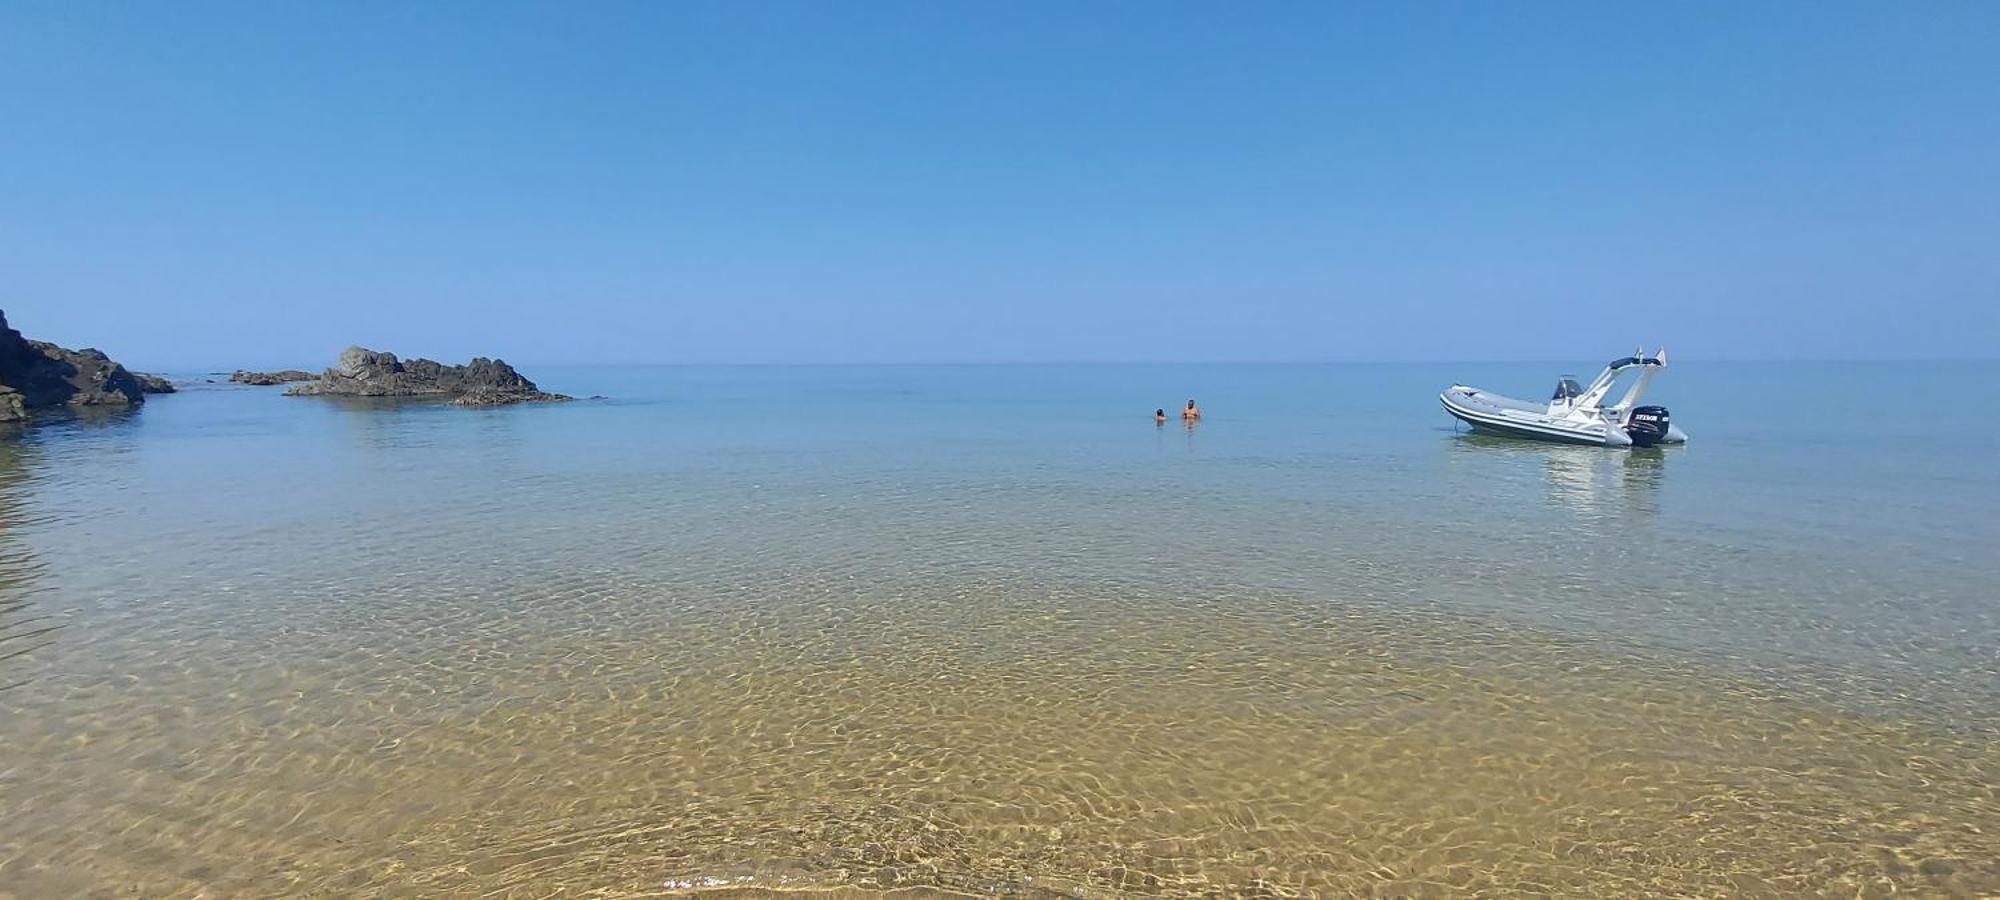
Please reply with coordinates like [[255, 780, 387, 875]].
[[2, 1, 1995, 368]]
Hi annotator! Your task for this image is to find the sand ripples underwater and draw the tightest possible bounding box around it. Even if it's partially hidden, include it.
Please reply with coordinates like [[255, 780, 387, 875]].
[[3, 566, 1995, 897]]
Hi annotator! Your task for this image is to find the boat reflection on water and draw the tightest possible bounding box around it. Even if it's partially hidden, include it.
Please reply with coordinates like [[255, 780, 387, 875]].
[[0, 437, 53, 694], [1446, 431, 1671, 518]]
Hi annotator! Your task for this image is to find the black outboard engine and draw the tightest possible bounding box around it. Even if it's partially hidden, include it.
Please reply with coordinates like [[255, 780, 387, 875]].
[[1625, 406, 1671, 448]]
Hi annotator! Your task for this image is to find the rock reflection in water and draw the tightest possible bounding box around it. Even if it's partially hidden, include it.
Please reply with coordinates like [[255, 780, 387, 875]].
[[0, 438, 53, 693]]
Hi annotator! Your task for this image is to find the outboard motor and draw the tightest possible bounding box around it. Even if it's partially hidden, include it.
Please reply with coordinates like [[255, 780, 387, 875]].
[[1625, 406, 1671, 448]]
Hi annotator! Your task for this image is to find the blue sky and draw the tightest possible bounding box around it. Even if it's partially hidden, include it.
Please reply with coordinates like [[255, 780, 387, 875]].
[[2, 1, 1995, 368]]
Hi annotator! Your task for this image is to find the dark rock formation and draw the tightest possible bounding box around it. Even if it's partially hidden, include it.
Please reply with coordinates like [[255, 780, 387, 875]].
[[287, 346, 571, 405], [229, 369, 315, 386], [0, 310, 146, 422], [136, 373, 177, 394]]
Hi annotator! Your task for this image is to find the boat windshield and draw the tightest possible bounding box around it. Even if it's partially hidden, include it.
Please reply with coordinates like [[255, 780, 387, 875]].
[[1551, 377, 1584, 402]]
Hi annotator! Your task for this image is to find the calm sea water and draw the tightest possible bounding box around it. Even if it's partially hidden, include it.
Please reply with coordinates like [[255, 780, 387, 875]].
[[2, 362, 1996, 896]]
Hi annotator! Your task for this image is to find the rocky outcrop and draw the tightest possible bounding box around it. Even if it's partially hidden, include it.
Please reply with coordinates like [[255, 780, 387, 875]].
[[136, 373, 177, 394], [0, 310, 146, 422], [229, 369, 314, 385], [286, 346, 571, 405]]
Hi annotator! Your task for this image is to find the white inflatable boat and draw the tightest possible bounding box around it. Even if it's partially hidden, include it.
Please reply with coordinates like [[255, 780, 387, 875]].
[[1440, 350, 1689, 448]]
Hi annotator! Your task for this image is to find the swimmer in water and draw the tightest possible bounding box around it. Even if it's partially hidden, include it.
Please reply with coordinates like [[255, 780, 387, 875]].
[[1182, 399, 1201, 421], [1155, 408, 1168, 425]]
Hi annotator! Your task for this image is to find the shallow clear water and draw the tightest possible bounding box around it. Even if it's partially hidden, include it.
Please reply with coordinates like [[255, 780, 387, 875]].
[[1, 362, 1996, 896]]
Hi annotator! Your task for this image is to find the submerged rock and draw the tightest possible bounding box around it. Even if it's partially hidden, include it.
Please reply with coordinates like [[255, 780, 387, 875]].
[[229, 369, 315, 385], [450, 387, 564, 407], [0, 309, 146, 422], [136, 373, 177, 394], [287, 346, 571, 405]]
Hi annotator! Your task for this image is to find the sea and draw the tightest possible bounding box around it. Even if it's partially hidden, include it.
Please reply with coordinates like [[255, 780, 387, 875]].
[[1, 361, 1995, 896]]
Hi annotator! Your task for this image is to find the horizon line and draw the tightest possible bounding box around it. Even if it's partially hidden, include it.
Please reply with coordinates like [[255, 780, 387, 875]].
[[142, 356, 2000, 372]]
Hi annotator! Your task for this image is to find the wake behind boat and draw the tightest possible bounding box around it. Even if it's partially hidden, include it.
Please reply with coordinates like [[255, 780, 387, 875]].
[[1441, 349, 1689, 448]]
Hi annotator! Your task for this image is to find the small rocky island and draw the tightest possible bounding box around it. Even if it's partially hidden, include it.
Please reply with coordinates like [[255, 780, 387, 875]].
[[136, 373, 177, 394], [229, 369, 315, 385], [0, 308, 149, 422], [286, 346, 571, 406]]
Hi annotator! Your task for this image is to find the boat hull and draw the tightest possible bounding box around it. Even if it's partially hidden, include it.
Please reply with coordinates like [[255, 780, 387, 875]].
[[1439, 390, 1633, 447]]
